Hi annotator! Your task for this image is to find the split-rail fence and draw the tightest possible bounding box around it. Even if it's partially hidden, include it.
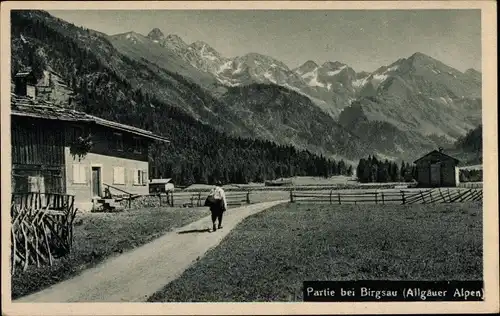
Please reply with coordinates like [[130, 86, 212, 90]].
[[145, 190, 252, 207], [289, 188, 483, 205]]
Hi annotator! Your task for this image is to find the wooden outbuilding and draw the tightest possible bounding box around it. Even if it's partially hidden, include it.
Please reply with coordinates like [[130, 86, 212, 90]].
[[149, 178, 175, 193], [414, 149, 460, 187]]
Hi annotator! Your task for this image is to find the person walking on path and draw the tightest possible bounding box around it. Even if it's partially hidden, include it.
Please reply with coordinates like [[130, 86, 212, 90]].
[[206, 181, 227, 232]]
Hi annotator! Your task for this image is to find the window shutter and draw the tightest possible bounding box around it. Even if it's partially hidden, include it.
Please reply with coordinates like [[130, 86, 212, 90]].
[[133, 169, 139, 185], [81, 165, 87, 183], [73, 164, 86, 184], [72, 164, 79, 183], [113, 167, 125, 185], [142, 170, 148, 185]]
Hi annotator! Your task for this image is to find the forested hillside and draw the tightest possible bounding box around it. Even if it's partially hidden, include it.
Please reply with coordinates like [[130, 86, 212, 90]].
[[338, 101, 436, 161], [356, 156, 416, 183], [10, 10, 351, 185], [455, 125, 482, 154], [220, 84, 373, 160], [453, 125, 482, 165]]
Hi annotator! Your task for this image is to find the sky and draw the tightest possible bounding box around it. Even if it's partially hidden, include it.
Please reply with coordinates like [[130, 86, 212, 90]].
[[48, 9, 481, 72]]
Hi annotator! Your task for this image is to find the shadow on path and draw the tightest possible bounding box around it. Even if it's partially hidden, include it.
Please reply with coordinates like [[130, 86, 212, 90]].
[[177, 228, 211, 234]]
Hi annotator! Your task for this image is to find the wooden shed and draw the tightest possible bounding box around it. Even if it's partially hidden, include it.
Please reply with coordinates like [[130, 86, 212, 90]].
[[149, 178, 175, 193], [414, 149, 460, 187]]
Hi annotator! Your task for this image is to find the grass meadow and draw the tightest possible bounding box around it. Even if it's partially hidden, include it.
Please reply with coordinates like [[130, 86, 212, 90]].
[[148, 201, 482, 302], [11, 206, 208, 299]]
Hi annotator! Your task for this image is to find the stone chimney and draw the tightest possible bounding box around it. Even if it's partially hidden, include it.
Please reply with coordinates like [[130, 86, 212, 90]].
[[14, 68, 37, 99]]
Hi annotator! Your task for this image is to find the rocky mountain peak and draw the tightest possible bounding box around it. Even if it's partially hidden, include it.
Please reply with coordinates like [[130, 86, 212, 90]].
[[321, 61, 346, 70], [409, 51, 433, 60], [163, 34, 189, 51], [147, 28, 165, 41], [190, 40, 210, 50], [294, 60, 319, 75], [406, 51, 444, 69], [165, 34, 184, 42], [302, 60, 319, 68]]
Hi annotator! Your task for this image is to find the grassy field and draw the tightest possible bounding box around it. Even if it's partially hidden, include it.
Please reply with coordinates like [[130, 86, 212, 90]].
[[182, 176, 414, 193], [11, 206, 208, 299], [148, 202, 482, 302]]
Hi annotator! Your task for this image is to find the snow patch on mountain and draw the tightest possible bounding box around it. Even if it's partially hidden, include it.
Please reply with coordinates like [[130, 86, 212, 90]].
[[300, 69, 316, 79], [300, 68, 325, 88], [386, 65, 399, 72], [217, 60, 233, 74], [217, 78, 240, 87], [309, 75, 326, 88], [432, 69, 441, 74], [327, 65, 347, 76], [353, 75, 370, 88], [232, 62, 245, 75], [263, 71, 277, 84], [372, 73, 388, 82], [199, 44, 218, 61]]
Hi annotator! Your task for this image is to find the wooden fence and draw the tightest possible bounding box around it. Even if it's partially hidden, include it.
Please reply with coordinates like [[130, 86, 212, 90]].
[[458, 182, 483, 189], [10, 193, 78, 273], [290, 188, 483, 205], [169, 191, 251, 207]]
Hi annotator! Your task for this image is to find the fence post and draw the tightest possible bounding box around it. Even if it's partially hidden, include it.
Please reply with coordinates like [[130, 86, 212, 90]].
[[290, 190, 294, 203], [128, 194, 132, 208], [382, 192, 385, 204], [246, 191, 250, 204], [401, 191, 406, 205], [420, 191, 426, 204], [171, 191, 174, 207], [439, 189, 445, 203], [447, 188, 451, 202], [158, 193, 162, 206], [329, 190, 332, 204], [338, 192, 341, 205], [375, 192, 378, 204], [198, 192, 202, 206], [37, 191, 41, 209]]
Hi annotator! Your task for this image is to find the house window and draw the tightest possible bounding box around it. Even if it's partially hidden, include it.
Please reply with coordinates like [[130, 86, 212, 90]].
[[72, 164, 87, 184], [134, 169, 148, 186], [114, 133, 123, 151], [113, 167, 125, 185], [133, 137, 142, 153]]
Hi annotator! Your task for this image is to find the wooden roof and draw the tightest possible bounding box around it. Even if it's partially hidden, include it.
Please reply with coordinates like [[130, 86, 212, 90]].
[[150, 178, 173, 184], [413, 150, 460, 164], [10, 93, 170, 143]]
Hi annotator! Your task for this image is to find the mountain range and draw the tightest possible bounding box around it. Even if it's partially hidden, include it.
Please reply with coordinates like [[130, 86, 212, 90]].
[[11, 11, 482, 167], [109, 27, 482, 160]]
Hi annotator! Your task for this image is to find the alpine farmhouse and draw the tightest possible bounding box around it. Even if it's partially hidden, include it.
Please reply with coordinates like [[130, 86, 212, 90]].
[[10, 72, 169, 211]]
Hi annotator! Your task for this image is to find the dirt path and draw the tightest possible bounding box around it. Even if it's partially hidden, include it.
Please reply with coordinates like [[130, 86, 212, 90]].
[[16, 200, 287, 302]]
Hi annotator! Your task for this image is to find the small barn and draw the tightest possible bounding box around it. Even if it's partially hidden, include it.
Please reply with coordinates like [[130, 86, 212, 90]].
[[414, 149, 460, 187], [149, 178, 175, 193]]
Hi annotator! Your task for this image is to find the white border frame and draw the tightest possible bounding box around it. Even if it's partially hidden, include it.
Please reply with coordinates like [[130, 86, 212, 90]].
[[1, 1, 498, 315]]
